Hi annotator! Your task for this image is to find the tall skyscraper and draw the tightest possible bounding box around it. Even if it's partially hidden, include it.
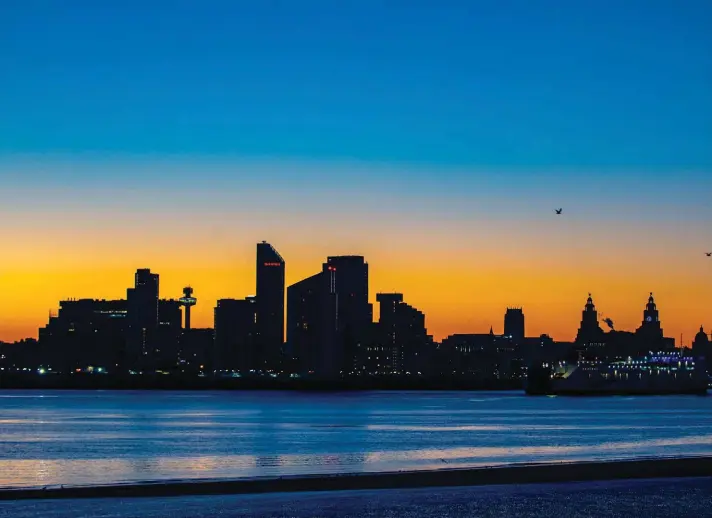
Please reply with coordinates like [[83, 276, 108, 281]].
[[504, 308, 525, 344], [127, 268, 160, 367], [214, 297, 257, 372], [322, 256, 373, 373], [256, 241, 285, 370], [287, 272, 338, 376]]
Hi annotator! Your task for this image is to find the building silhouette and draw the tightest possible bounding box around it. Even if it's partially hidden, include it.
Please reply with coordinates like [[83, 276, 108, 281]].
[[636, 292, 663, 341], [634, 292, 675, 352], [256, 241, 285, 371], [153, 299, 182, 370], [214, 297, 257, 373], [126, 269, 160, 366], [179, 287, 197, 330], [369, 293, 428, 374], [178, 328, 213, 375], [322, 256, 373, 374], [575, 294, 606, 351], [39, 299, 128, 372], [287, 271, 338, 377], [692, 326, 711, 365], [504, 308, 525, 345]]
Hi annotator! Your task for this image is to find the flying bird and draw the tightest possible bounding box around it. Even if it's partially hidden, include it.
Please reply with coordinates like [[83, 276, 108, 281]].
[[555, 208, 563, 215], [706, 252, 711, 257]]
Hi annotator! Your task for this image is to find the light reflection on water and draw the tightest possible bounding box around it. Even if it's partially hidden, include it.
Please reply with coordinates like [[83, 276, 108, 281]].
[[1, 390, 711, 489]]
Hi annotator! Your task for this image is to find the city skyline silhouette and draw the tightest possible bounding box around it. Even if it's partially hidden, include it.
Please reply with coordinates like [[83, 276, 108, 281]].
[[0, 238, 708, 346]]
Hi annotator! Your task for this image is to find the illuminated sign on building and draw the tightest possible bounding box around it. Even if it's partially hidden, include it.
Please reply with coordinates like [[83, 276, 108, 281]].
[[263, 262, 282, 267]]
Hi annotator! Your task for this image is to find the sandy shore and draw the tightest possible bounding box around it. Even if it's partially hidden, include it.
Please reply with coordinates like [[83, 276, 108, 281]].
[[2, 456, 711, 501]]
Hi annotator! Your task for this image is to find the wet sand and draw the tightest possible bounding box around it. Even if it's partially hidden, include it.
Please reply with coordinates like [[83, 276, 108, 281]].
[[2, 477, 711, 518], [2, 456, 711, 501]]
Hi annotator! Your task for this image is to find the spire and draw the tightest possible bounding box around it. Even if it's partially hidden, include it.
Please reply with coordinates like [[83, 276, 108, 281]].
[[489, 325, 494, 336]]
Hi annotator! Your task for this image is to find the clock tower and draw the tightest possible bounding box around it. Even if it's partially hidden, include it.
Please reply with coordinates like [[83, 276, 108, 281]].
[[637, 292, 663, 342], [643, 292, 659, 324], [575, 293, 605, 348]]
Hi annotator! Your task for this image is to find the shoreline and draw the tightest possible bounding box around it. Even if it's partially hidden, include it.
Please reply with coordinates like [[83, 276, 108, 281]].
[[2, 457, 711, 501]]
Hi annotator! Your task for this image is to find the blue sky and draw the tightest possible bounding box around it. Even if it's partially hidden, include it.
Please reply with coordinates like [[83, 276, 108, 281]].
[[1, 1, 711, 342], [1, 0, 710, 170]]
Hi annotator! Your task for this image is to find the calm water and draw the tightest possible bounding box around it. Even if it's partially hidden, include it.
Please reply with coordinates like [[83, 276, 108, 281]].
[[1, 390, 711, 489]]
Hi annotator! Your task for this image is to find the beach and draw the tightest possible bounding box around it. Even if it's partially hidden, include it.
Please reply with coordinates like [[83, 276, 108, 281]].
[[2, 476, 711, 517]]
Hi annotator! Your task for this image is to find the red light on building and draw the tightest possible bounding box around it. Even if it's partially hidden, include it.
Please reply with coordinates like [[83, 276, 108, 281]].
[[263, 262, 282, 267]]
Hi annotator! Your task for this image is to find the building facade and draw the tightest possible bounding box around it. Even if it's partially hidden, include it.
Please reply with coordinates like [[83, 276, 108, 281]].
[[256, 241, 285, 371], [214, 297, 257, 373]]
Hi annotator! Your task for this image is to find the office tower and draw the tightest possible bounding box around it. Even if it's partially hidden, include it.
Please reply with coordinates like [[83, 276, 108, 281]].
[[256, 241, 285, 370], [214, 297, 257, 372], [322, 256, 373, 373], [374, 293, 427, 374], [178, 328, 214, 375], [38, 298, 128, 373], [504, 308, 525, 344], [126, 269, 160, 367], [287, 272, 338, 377], [151, 299, 183, 371]]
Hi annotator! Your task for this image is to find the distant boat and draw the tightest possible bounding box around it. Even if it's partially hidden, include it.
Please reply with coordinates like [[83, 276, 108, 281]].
[[526, 352, 708, 396]]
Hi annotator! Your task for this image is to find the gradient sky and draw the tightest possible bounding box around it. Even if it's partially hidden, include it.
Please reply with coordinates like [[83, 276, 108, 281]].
[[1, 1, 711, 343]]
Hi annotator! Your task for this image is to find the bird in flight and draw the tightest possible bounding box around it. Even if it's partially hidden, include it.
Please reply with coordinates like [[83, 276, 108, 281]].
[[706, 252, 712, 257], [555, 208, 563, 214]]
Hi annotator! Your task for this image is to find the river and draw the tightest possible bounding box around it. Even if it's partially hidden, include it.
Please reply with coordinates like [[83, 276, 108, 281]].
[[1, 390, 711, 489]]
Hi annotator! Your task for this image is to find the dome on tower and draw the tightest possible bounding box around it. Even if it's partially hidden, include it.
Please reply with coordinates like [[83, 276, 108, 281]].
[[694, 326, 709, 346], [585, 293, 595, 311], [646, 292, 656, 310]]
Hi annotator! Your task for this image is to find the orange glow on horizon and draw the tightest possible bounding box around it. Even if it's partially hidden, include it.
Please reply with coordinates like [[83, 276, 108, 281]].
[[1, 237, 709, 346]]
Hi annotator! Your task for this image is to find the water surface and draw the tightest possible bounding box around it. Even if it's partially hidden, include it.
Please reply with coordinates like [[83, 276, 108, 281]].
[[1, 390, 711, 488]]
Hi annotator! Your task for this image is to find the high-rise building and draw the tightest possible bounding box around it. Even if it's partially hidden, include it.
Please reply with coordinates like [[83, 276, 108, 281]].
[[127, 269, 160, 367], [256, 242, 285, 370], [372, 293, 428, 374], [504, 308, 525, 344], [322, 256, 373, 373], [153, 299, 182, 370], [286, 271, 338, 377], [214, 297, 257, 372], [38, 298, 128, 372]]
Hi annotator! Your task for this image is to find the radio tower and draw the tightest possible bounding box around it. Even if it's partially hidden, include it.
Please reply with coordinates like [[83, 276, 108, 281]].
[[179, 287, 197, 330]]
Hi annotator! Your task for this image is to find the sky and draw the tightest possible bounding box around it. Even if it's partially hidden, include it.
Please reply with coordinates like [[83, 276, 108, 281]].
[[0, 0, 711, 343]]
